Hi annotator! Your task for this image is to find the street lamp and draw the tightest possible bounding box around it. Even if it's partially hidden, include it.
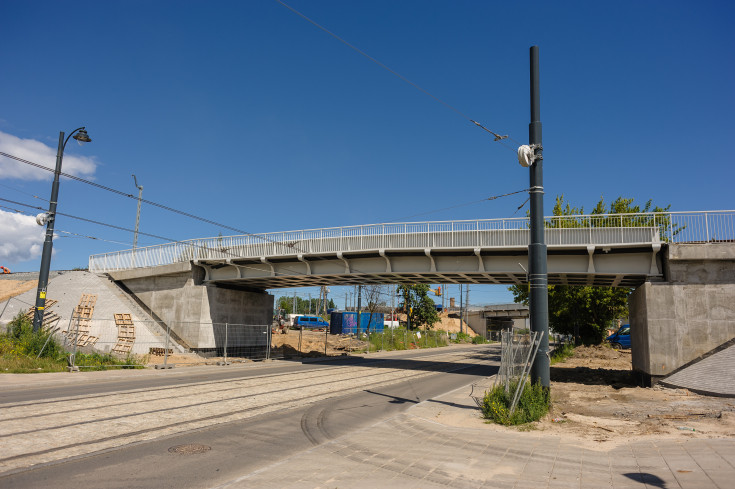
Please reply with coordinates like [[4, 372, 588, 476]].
[[32, 127, 92, 332]]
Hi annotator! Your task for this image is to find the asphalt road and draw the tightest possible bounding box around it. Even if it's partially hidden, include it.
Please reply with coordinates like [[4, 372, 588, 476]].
[[1, 345, 499, 489]]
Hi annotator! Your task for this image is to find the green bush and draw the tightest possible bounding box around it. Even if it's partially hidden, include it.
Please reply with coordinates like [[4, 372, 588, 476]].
[[4, 314, 63, 359], [451, 332, 472, 343], [471, 336, 487, 344], [1, 314, 143, 372], [550, 343, 575, 365], [482, 380, 550, 425]]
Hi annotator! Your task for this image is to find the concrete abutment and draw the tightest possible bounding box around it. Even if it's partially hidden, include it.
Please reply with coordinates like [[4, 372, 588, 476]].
[[630, 243, 735, 386], [108, 262, 273, 352]]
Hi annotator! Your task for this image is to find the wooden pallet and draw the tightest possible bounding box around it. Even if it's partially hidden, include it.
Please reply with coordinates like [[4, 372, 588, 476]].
[[22, 300, 63, 332], [149, 347, 173, 355], [76, 334, 99, 347], [76, 293, 97, 311], [114, 313, 135, 338], [112, 338, 134, 355], [112, 313, 135, 355]]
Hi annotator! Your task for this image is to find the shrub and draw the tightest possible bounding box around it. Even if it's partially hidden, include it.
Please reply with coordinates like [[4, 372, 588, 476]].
[[471, 336, 487, 344], [482, 380, 549, 425], [4, 314, 63, 359], [550, 343, 575, 365], [451, 332, 472, 343]]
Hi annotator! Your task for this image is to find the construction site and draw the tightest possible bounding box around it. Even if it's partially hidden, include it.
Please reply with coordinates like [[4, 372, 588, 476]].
[[0, 270, 480, 366]]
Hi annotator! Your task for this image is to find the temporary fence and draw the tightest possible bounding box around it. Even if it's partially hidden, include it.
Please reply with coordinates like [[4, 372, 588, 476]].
[[3, 300, 462, 369], [493, 330, 544, 416]]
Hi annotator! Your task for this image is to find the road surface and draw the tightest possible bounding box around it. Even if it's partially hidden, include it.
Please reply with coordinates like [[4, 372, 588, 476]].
[[0, 344, 499, 488]]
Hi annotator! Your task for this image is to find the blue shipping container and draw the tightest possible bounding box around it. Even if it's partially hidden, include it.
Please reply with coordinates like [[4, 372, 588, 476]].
[[329, 312, 384, 335]]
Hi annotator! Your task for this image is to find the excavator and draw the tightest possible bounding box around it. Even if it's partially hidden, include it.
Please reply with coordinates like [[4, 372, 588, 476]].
[[0, 266, 11, 274]]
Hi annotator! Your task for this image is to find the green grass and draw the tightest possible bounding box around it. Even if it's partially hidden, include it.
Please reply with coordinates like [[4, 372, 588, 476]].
[[0, 353, 68, 373], [74, 352, 145, 370], [481, 379, 550, 426], [550, 343, 575, 365], [360, 328, 450, 353], [2, 314, 144, 373]]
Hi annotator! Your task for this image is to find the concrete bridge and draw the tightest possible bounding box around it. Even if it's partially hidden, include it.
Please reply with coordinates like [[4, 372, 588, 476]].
[[90, 210, 735, 386]]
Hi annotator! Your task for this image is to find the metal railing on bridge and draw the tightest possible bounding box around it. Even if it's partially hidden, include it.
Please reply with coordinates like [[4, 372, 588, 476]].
[[88, 210, 734, 273]]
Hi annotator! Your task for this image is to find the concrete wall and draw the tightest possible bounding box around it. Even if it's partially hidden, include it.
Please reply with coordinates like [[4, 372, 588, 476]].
[[465, 309, 528, 338], [110, 263, 273, 350], [631, 243, 735, 384]]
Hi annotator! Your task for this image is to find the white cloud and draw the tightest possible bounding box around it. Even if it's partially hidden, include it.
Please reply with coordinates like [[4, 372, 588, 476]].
[[0, 130, 97, 181], [0, 210, 44, 263]]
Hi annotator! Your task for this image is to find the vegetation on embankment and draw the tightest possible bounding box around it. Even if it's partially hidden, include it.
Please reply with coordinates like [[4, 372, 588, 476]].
[[1, 314, 144, 373]]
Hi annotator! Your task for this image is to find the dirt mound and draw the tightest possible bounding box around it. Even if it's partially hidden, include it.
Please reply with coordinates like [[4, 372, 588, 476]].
[[434, 311, 475, 336], [0, 280, 37, 304]]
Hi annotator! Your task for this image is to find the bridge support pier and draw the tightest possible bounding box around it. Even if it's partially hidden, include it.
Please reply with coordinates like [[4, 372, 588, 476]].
[[630, 243, 735, 386]]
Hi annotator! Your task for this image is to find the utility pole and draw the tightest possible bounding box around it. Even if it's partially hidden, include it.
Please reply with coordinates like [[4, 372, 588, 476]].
[[308, 293, 311, 314], [356, 285, 362, 337], [132, 175, 143, 253], [322, 286, 329, 315], [527, 45, 550, 388], [465, 284, 470, 331], [292, 290, 297, 315], [459, 284, 463, 334]]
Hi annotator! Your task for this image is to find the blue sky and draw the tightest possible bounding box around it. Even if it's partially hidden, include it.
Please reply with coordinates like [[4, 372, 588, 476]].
[[1, 1, 733, 307]]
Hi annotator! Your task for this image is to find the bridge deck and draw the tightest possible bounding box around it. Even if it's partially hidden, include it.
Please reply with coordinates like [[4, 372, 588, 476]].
[[91, 211, 734, 290]]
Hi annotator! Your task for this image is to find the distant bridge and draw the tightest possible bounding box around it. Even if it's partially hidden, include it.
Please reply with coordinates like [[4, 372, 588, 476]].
[[89, 210, 733, 290]]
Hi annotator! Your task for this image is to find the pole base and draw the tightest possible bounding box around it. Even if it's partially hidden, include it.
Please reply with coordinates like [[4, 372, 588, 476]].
[[154, 364, 175, 369]]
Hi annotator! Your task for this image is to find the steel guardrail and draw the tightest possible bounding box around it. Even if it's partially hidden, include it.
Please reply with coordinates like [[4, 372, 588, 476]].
[[88, 210, 734, 273]]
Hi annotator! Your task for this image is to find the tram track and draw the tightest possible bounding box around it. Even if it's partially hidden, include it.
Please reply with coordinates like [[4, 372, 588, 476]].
[[0, 349, 494, 474]]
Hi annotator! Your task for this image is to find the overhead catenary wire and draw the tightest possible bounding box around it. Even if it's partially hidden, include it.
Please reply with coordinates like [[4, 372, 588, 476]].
[[274, 0, 518, 149], [0, 196, 313, 279], [0, 182, 50, 202], [0, 151, 315, 256], [384, 187, 531, 222], [1, 159, 527, 294]]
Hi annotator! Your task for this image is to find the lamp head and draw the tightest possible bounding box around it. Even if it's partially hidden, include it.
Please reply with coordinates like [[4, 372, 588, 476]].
[[73, 128, 92, 145]]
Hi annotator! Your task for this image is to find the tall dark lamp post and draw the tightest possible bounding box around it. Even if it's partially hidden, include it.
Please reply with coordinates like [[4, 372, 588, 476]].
[[32, 127, 92, 332], [517, 46, 550, 387]]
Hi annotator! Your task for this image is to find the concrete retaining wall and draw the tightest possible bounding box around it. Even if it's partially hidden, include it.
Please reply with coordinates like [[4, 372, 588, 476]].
[[110, 263, 273, 350], [631, 243, 735, 385]]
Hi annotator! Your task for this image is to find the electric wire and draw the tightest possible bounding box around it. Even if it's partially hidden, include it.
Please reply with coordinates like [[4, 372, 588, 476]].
[[0, 151, 317, 256], [0, 196, 313, 279], [0, 161, 527, 293], [384, 187, 531, 222], [274, 0, 518, 149], [0, 182, 50, 202]]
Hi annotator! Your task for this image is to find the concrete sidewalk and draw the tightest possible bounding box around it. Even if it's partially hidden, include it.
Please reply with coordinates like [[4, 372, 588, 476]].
[[216, 379, 735, 489]]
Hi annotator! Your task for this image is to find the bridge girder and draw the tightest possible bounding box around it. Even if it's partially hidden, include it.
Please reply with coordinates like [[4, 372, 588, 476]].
[[193, 244, 662, 291]]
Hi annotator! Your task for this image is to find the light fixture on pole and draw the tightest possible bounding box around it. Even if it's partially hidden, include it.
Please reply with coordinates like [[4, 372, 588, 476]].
[[32, 127, 92, 332]]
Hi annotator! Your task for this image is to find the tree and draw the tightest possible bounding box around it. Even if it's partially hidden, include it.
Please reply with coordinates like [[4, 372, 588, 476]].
[[360, 285, 386, 334], [275, 296, 334, 316], [396, 284, 439, 330], [509, 195, 670, 344]]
